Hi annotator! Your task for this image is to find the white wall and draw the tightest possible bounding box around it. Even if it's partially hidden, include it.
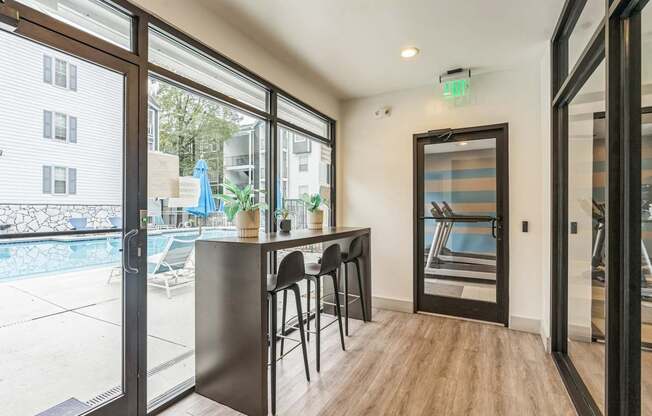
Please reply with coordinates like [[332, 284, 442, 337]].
[[340, 51, 548, 331], [540, 44, 552, 346]]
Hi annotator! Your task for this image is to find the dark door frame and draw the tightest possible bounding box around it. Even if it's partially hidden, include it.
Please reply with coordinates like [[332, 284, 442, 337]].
[[7, 13, 143, 416], [412, 123, 510, 326], [550, 0, 646, 415]]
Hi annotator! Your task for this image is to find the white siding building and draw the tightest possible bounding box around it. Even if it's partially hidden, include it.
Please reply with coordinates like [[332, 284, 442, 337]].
[[0, 30, 124, 232]]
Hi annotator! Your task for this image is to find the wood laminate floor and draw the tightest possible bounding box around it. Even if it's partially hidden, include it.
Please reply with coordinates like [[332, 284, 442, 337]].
[[160, 309, 575, 416]]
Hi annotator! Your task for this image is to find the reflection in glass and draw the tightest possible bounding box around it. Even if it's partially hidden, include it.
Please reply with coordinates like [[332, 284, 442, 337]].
[[421, 139, 498, 303], [278, 96, 329, 138], [146, 77, 266, 409], [568, 0, 604, 71], [149, 27, 268, 111], [567, 60, 605, 413], [17, 0, 133, 50]]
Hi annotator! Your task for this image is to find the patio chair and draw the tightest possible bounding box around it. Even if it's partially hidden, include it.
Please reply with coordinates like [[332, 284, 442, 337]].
[[107, 235, 199, 298], [147, 237, 196, 298], [108, 216, 122, 229], [69, 217, 89, 230]]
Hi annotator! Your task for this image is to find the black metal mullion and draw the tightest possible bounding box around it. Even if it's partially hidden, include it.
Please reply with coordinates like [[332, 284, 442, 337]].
[[606, 2, 642, 414]]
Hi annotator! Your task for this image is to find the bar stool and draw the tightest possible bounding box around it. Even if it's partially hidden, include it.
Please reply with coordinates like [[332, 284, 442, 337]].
[[267, 251, 310, 415], [341, 236, 368, 335], [303, 244, 346, 372]]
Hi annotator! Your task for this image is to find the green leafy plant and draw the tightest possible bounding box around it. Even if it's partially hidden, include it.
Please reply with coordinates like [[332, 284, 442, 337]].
[[217, 179, 268, 221], [275, 207, 290, 220], [300, 193, 328, 213]]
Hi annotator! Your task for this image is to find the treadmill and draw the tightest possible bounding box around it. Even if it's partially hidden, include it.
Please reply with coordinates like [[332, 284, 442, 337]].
[[424, 201, 497, 282]]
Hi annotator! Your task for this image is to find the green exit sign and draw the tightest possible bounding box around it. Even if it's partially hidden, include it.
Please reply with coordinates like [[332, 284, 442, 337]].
[[442, 79, 470, 98]]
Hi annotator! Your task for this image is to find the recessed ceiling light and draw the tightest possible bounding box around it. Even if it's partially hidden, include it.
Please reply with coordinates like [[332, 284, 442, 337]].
[[400, 47, 420, 59], [457, 142, 468, 146]]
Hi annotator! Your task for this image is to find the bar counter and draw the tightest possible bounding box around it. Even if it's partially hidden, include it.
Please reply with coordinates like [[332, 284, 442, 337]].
[[194, 227, 372, 416]]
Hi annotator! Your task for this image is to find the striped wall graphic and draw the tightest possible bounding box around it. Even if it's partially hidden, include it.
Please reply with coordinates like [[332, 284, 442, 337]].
[[423, 148, 496, 255]]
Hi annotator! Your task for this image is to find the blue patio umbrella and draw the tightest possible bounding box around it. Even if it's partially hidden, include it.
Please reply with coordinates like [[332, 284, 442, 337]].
[[185, 159, 216, 233]]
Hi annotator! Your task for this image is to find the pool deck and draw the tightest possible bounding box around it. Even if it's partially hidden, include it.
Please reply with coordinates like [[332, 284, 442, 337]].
[[0, 266, 195, 416]]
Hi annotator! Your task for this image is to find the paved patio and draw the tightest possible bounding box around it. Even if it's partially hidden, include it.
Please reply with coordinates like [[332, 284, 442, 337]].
[[0, 266, 195, 416], [0, 251, 314, 416]]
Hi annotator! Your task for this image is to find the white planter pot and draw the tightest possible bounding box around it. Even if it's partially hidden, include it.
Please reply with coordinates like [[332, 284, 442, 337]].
[[307, 209, 324, 230], [235, 210, 260, 238]]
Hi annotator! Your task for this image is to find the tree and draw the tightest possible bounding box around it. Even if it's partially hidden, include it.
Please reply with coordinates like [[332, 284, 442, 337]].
[[154, 81, 242, 189]]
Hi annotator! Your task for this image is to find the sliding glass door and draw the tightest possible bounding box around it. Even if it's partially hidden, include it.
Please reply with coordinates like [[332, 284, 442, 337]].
[[0, 13, 141, 416]]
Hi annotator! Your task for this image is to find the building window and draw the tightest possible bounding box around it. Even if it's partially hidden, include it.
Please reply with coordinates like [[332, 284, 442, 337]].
[[299, 154, 309, 172], [43, 56, 52, 84], [55, 59, 67, 88], [43, 166, 77, 195], [44, 111, 77, 143], [45, 55, 77, 91], [54, 113, 67, 141]]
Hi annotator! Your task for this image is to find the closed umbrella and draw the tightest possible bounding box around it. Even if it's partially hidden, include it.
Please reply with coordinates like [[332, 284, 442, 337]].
[[185, 159, 216, 234]]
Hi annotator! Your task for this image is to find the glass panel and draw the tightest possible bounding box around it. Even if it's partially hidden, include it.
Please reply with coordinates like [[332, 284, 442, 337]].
[[275, 125, 331, 323], [148, 27, 269, 112], [278, 96, 329, 138], [17, 0, 133, 50], [421, 139, 498, 303], [0, 30, 125, 415], [568, 0, 605, 71], [642, 5, 652, 414], [146, 76, 266, 409], [567, 60, 605, 413], [277, 126, 332, 230]]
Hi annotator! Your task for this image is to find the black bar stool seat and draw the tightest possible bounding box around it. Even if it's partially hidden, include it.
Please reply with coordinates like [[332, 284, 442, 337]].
[[267, 251, 310, 415], [340, 236, 368, 336], [302, 244, 346, 372]]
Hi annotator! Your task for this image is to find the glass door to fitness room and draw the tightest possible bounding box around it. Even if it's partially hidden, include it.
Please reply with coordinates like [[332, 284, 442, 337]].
[[0, 10, 142, 416], [414, 124, 509, 325]]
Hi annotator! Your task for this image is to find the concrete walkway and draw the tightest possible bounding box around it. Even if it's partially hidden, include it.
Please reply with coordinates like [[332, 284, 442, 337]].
[[0, 267, 195, 416]]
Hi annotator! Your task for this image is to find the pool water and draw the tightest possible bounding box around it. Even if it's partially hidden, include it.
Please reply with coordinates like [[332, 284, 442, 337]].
[[0, 229, 234, 281]]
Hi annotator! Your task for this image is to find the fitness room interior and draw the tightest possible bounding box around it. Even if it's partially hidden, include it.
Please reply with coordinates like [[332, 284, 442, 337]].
[[1, 0, 652, 416]]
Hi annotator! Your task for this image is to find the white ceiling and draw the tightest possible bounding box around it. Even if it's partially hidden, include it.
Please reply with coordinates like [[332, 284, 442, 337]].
[[196, 0, 565, 100]]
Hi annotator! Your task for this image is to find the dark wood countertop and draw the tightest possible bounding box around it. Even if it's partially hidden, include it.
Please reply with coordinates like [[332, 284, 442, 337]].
[[197, 226, 370, 251]]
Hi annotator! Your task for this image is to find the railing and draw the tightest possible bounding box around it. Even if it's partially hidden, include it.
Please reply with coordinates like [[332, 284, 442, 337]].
[[224, 154, 252, 167]]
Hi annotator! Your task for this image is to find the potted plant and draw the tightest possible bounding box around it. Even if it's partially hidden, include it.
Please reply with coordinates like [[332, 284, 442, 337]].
[[301, 193, 328, 230], [217, 179, 268, 238], [275, 207, 292, 233]]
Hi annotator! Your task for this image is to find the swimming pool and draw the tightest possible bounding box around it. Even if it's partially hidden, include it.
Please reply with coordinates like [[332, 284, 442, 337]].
[[0, 228, 235, 281]]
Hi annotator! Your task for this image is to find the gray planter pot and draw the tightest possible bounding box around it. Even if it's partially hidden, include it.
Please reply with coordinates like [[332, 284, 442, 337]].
[[279, 219, 291, 233]]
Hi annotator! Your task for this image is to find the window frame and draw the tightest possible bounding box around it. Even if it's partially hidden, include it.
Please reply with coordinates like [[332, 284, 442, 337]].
[[550, 0, 646, 415]]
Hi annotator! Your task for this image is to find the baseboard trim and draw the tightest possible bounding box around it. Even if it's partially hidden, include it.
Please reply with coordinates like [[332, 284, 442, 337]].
[[509, 315, 541, 334], [373, 296, 413, 313]]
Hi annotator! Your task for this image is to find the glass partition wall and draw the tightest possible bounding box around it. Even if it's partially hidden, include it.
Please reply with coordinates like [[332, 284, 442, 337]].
[[551, 0, 650, 415], [0, 1, 336, 415]]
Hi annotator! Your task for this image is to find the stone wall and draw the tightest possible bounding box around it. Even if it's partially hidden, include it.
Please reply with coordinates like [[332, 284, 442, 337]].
[[0, 204, 121, 233]]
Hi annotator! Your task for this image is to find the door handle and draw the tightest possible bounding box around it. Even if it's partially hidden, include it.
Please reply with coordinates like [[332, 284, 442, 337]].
[[122, 229, 139, 274], [491, 218, 498, 239]]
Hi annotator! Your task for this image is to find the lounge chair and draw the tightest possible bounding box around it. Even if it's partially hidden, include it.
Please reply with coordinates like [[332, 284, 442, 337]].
[[147, 237, 196, 298], [108, 236, 196, 299], [69, 217, 89, 230], [108, 217, 122, 229]]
